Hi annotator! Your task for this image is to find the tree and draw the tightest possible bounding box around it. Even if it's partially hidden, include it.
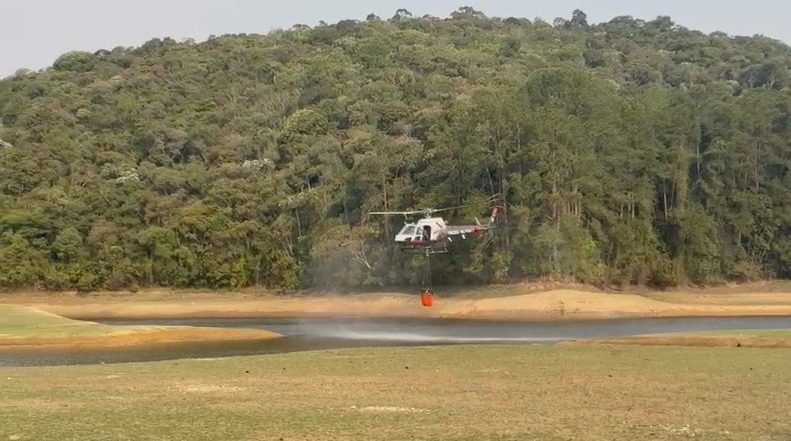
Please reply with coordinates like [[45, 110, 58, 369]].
[[571, 9, 588, 27], [1, 9, 791, 292]]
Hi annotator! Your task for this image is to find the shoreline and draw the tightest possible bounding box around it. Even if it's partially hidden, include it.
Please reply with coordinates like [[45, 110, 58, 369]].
[[0, 304, 282, 351], [50, 307, 791, 321], [0, 326, 282, 351], [566, 331, 791, 349], [3, 288, 791, 321], [2, 286, 791, 352]]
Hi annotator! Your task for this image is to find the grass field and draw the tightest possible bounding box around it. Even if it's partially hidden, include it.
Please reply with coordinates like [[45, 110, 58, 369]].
[[1, 344, 790, 441], [0, 304, 281, 349]]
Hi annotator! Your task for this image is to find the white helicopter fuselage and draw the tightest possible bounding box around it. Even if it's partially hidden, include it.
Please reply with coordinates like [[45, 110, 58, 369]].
[[395, 217, 448, 244]]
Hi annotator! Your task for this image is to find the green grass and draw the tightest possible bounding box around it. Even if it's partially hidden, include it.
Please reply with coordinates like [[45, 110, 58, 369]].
[[571, 328, 791, 350], [587, 328, 791, 339], [0, 304, 117, 338], [2, 344, 790, 440], [674, 328, 791, 337], [0, 305, 280, 347]]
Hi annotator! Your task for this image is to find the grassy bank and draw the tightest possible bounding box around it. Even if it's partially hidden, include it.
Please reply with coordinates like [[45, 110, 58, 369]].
[[0, 304, 281, 350], [1, 344, 789, 440], [572, 328, 791, 349]]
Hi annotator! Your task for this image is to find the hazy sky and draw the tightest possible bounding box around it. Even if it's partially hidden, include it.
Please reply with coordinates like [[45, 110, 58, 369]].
[[1, 0, 789, 77]]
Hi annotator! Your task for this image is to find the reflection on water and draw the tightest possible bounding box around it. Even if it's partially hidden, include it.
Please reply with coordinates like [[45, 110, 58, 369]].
[[2, 316, 790, 367]]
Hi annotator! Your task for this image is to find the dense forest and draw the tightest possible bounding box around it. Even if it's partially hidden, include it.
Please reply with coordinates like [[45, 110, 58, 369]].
[[2, 7, 791, 292]]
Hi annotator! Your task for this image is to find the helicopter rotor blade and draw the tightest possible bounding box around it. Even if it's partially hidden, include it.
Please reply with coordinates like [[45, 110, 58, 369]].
[[369, 196, 504, 218], [368, 210, 423, 216], [426, 205, 467, 213], [423, 201, 487, 214]]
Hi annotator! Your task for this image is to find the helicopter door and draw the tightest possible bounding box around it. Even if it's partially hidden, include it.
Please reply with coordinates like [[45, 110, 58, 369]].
[[422, 225, 431, 241]]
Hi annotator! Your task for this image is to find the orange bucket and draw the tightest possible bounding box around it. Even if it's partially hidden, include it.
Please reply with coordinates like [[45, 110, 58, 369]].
[[420, 292, 434, 307]]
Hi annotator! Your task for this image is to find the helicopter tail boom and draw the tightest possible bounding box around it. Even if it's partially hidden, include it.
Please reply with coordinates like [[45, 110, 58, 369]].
[[448, 205, 504, 236]]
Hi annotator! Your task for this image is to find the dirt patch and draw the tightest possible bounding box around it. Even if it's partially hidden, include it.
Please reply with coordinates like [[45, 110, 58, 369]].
[[3, 287, 791, 321], [173, 383, 246, 394], [435, 289, 791, 320], [0, 398, 81, 412], [352, 405, 429, 413], [10, 294, 438, 320]]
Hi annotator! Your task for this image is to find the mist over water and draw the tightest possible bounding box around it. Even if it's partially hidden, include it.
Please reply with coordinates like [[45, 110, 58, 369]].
[[287, 317, 567, 342], [321, 331, 564, 342]]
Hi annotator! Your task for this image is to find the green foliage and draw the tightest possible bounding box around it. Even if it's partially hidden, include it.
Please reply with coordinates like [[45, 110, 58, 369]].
[[2, 9, 791, 291]]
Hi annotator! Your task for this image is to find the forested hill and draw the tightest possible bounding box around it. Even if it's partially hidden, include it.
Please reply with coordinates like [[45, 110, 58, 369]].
[[2, 8, 791, 292]]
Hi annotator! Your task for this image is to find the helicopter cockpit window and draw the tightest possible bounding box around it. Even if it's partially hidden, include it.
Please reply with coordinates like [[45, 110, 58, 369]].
[[399, 225, 416, 236]]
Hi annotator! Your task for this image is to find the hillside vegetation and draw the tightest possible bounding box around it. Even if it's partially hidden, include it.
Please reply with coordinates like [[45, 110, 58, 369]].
[[2, 8, 791, 292]]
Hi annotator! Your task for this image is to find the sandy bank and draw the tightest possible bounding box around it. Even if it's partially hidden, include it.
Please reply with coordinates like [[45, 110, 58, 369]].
[[432, 289, 791, 320], [5, 289, 791, 321], [0, 326, 282, 350], [0, 305, 281, 351]]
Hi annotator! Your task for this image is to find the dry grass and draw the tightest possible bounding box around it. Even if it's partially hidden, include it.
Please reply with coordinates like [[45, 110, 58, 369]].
[[1, 344, 790, 440]]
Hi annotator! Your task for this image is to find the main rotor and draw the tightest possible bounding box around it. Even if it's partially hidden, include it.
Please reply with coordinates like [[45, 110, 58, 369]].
[[368, 207, 453, 219], [367, 195, 502, 220]]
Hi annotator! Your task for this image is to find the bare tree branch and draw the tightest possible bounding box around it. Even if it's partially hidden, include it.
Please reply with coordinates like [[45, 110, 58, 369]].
[[352, 240, 373, 270]]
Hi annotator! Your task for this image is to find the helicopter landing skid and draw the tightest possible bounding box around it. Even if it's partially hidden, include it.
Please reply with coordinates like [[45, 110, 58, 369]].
[[398, 242, 449, 255]]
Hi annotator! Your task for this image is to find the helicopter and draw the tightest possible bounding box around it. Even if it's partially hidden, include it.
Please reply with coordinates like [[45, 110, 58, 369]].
[[368, 203, 504, 307], [369, 205, 504, 254]]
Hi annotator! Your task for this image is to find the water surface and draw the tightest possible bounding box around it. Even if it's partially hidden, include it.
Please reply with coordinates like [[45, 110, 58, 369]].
[[2, 316, 789, 367]]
